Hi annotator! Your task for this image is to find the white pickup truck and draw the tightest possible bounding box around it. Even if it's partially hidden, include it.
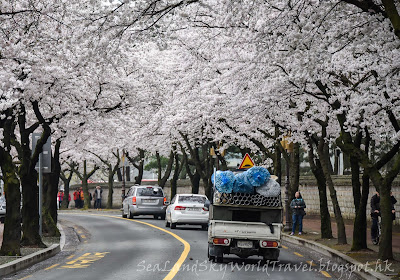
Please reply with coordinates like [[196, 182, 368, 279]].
[[207, 200, 283, 262]]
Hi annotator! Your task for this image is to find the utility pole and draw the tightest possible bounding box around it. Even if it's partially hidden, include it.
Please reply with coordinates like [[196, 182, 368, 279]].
[[121, 150, 126, 203], [281, 135, 293, 232]]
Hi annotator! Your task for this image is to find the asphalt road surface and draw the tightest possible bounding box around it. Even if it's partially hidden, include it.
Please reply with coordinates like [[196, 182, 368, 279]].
[[4, 212, 361, 280]]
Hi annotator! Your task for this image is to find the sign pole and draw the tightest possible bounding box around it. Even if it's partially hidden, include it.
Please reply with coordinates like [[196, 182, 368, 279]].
[[38, 152, 43, 236]]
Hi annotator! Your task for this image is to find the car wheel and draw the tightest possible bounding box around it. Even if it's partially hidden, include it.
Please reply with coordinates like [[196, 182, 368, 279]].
[[165, 219, 170, 228], [128, 208, 134, 219], [201, 224, 208, 231], [122, 211, 127, 218], [208, 249, 215, 262], [160, 214, 166, 220], [170, 222, 177, 229], [216, 256, 223, 263], [153, 215, 159, 220]]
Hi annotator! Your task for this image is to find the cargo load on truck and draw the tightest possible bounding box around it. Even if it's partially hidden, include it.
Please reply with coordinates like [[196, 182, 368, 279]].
[[207, 166, 283, 263]]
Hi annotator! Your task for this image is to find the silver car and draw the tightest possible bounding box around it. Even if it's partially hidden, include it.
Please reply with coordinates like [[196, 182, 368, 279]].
[[165, 194, 209, 230], [122, 185, 167, 219]]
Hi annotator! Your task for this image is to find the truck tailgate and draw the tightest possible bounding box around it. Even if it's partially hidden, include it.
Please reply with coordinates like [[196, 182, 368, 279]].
[[210, 220, 282, 240]]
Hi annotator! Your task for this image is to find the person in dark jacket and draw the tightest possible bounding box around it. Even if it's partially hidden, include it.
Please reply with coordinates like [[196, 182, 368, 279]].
[[93, 185, 103, 210], [370, 192, 380, 244], [391, 192, 397, 221], [290, 191, 306, 235], [371, 191, 397, 244]]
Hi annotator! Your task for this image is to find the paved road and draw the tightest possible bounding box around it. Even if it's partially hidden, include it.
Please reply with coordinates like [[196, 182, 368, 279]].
[[4, 212, 360, 280]]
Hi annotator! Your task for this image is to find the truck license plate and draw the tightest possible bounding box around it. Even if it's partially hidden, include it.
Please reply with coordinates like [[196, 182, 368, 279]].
[[237, 241, 253, 248]]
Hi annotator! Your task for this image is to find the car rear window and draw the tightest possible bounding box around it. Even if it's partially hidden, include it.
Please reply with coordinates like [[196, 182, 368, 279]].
[[137, 187, 163, 197], [178, 196, 206, 203]]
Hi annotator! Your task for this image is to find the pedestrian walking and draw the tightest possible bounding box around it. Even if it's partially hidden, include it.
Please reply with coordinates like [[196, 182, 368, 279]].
[[93, 185, 103, 210], [57, 190, 64, 209], [290, 191, 306, 236]]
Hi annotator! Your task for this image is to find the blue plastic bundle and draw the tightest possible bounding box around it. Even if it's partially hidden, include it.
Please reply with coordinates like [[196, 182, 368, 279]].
[[245, 166, 270, 187], [233, 172, 254, 193], [212, 170, 235, 193]]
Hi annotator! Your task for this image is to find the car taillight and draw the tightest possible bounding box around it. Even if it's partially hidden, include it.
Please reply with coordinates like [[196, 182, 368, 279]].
[[132, 197, 136, 205], [174, 206, 186, 210], [163, 197, 167, 205], [213, 238, 230, 245], [202, 207, 209, 211], [261, 241, 278, 248]]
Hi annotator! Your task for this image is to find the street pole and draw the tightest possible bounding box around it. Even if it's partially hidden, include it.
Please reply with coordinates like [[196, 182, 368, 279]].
[[121, 150, 126, 203], [38, 152, 43, 236], [284, 152, 291, 232]]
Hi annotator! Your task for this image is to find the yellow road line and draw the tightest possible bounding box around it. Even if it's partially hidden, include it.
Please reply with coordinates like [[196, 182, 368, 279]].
[[293, 252, 303, 257], [306, 260, 316, 266], [64, 213, 191, 280], [320, 271, 332, 278], [81, 235, 86, 239], [18, 275, 32, 280], [44, 264, 60, 270], [66, 254, 75, 260], [282, 245, 288, 249]]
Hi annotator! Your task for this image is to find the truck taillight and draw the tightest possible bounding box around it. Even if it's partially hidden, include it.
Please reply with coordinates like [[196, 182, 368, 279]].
[[163, 197, 167, 205], [261, 241, 278, 248], [175, 206, 186, 210], [132, 197, 136, 205], [213, 238, 230, 245]]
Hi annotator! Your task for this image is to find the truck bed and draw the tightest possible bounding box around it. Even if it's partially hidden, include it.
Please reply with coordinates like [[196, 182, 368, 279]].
[[209, 220, 282, 241]]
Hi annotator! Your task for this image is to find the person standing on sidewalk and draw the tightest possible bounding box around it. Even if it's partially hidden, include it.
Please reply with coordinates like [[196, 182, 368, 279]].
[[290, 191, 306, 236], [371, 191, 397, 244], [57, 190, 64, 209], [93, 185, 103, 210], [370, 191, 380, 244], [391, 192, 397, 221], [79, 187, 84, 208], [73, 188, 80, 209]]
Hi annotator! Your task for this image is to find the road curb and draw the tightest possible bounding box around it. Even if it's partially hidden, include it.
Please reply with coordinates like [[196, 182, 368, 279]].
[[282, 233, 391, 280], [0, 224, 64, 277]]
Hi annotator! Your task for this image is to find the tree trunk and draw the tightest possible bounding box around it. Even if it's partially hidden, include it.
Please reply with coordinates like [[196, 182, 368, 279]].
[[181, 146, 201, 195], [117, 168, 123, 181], [306, 138, 333, 239], [135, 149, 145, 184], [318, 138, 347, 244], [72, 160, 98, 209], [274, 144, 282, 186], [157, 151, 174, 188], [351, 173, 369, 251], [170, 153, 183, 199], [61, 166, 74, 209], [42, 172, 60, 237], [274, 127, 282, 185], [20, 170, 45, 247], [288, 143, 300, 205], [0, 147, 22, 256], [107, 167, 114, 209]]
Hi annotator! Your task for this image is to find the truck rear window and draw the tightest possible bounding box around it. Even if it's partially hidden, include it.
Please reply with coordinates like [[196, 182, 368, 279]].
[[137, 187, 163, 197], [178, 196, 206, 203]]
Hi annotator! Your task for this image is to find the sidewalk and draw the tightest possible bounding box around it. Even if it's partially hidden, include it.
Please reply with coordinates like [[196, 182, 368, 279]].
[[288, 214, 400, 278]]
